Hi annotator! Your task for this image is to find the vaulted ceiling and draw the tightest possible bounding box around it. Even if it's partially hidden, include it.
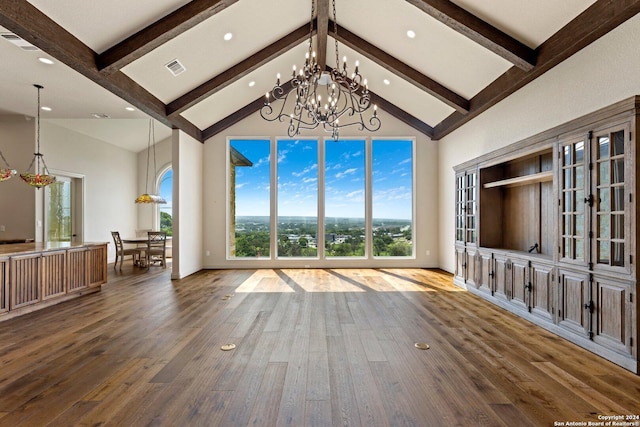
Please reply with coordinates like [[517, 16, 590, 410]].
[[1, 0, 639, 151]]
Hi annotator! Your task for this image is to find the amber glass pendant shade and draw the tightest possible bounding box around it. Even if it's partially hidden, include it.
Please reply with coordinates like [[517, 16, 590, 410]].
[[21, 84, 56, 189], [135, 120, 166, 204], [135, 193, 166, 204]]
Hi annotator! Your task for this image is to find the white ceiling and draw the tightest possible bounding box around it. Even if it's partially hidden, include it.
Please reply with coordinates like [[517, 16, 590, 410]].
[[0, 0, 617, 152]]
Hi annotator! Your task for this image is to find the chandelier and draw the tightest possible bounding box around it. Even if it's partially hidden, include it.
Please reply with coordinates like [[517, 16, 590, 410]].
[[20, 84, 56, 189], [135, 119, 166, 204], [260, 0, 380, 141]]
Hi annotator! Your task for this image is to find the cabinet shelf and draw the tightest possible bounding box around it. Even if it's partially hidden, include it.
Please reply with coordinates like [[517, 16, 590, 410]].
[[483, 170, 553, 189]]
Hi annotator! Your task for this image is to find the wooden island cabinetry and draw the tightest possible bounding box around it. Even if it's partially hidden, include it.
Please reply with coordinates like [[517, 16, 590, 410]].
[[454, 97, 639, 373], [0, 242, 107, 321]]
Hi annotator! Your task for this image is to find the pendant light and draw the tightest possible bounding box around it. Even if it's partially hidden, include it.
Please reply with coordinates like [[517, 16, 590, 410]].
[[20, 84, 56, 188], [135, 119, 166, 204], [0, 149, 16, 182]]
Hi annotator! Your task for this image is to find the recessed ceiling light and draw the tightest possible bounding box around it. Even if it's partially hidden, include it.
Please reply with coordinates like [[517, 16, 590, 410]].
[[224, 32, 233, 41], [125, 106, 136, 112], [248, 81, 255, 87], [38, 57, 54, 65], [41, 106, 52, 111], [383, 79, 391, 85], [406, 30, 416, 39]]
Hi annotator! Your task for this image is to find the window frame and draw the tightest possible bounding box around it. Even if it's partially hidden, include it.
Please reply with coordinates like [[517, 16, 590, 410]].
[[226, 136, 416, 263]]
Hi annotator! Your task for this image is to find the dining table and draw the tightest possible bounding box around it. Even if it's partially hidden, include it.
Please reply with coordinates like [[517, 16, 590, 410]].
[[121, 235, 171, 267]]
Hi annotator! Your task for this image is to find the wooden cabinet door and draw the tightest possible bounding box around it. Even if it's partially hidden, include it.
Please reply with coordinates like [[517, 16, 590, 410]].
[[508, 257, 528, 311], [10, 253, 41, 309], [529, 261, 555, 322], [493, 254, 509, 301], [41, 250, 67, 300], [0, 259, 7, 314], [88, 244, 107, 287], [558, 268, 589, 337], [465, 247, 479, 288], [454, 246, 466, 284], [67, 247, 88, 292], [592, 275, 633, 356], [477, 250, 494, 295]]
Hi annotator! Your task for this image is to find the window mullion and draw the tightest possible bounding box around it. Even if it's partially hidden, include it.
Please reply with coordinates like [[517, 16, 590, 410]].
[[318, 138, 326, 259], [365, 137, 373, 259]]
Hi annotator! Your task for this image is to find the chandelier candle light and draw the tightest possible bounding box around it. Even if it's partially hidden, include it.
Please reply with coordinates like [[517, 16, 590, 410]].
[[20, 84, 56, 189], [260, 0, 380, 141], [135, 119, 166, 204]]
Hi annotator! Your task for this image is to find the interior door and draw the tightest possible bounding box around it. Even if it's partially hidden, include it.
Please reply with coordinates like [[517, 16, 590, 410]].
[[44, 175, 83, 243]]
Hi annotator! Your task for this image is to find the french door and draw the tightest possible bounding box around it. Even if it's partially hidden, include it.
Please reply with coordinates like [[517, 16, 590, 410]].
[[44, 174, 83, 243]]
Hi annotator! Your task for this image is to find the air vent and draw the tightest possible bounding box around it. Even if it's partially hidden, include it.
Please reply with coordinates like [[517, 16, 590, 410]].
[[1, 32, 40, 51], [90, 113, 111, 119], [165, 59, 186, 76]]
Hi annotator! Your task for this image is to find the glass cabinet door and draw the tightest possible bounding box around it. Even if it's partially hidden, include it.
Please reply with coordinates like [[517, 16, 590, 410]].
[[559, 135, 587, 263], [454, 169, 477, 245], [455, 172, 465, 243], [465, 172, 477, 244], [592, 124, 628, 270], [559, 122, 630, 273]]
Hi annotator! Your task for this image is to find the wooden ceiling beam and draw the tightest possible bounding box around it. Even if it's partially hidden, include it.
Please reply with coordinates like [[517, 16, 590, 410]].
[[405, 0, 536, 71], [98, 0, 239, 74], [167, 22, 311, 117], [202, 78, 433, 140], [316, 0, 330, 70], [331, 22, 468, 113], [433, 0, 640, 140], [0, 0, 202, 142]]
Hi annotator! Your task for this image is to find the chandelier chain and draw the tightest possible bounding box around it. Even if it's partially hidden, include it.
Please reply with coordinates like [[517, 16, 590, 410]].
[[332, 0, 339, 69], [309, 0, 315, 56]]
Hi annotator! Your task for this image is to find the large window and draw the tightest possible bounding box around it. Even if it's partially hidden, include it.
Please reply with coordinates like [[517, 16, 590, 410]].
[[277, 139, 318, 258], [227, 137, 414, 261], [325, 139, 365, 257], [158, 167, 173, 236], [372, 139, 413, 257], [229, 139, 271, 258]]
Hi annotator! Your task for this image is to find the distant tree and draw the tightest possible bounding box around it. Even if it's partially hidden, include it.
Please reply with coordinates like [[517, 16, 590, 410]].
[[160, 212, 173, 236], [236, 231, 269, 257], [389, 241, 412, 256], [299, 237, 308, 247], [332, 243, 352, 256]]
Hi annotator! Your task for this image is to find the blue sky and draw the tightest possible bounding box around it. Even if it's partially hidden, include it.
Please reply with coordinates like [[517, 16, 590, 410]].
[[231, 138, 413, 220], [159, 169, 172, 215]]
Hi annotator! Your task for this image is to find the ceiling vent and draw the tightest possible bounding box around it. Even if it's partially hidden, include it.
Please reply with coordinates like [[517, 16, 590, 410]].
[[165, 59, 186, 76], [1, 32, 40, 51], [90, 113, 111, 119]]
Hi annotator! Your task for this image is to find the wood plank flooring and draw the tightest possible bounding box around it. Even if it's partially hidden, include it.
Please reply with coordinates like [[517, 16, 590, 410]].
[[0, 265, 639, 426]]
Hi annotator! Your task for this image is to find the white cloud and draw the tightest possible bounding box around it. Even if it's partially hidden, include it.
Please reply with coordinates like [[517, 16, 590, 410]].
[[335, 168, 357, 179]]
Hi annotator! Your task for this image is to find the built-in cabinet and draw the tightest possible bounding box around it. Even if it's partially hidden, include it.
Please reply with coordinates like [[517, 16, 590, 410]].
[[0, 243, 107, 322], [454, 97, 639, 373]]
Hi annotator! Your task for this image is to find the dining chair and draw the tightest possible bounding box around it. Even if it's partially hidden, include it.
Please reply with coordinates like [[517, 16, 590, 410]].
[[111, 231, 141, 270], [134, 228, 151, 259], [146, 231, 167, 268]]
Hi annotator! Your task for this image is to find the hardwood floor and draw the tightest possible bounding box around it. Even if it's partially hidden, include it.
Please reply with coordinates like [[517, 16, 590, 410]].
[[0, 265, 638, 426]]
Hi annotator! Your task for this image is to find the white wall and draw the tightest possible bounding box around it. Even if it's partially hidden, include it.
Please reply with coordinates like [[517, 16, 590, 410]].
[[172, 129, 203, 279], [0, 118, 138, 260], [0, 116, 35, 240], [41, 122, 138, 262], [438, 13, 640, 273], [203, 110, 439, 269]]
